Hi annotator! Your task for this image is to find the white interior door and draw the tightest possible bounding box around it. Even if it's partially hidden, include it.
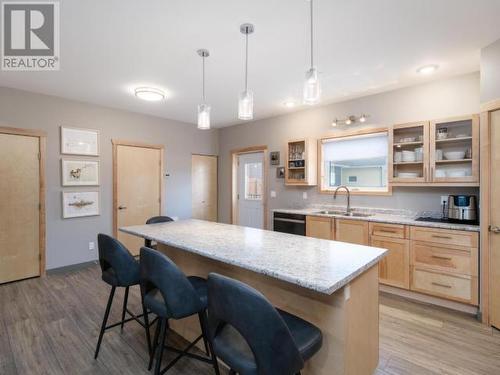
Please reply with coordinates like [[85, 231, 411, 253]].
[[237, 152, 264, 228]]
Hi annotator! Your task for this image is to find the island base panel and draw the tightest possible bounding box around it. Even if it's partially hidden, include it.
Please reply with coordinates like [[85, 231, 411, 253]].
[[157, 244, 379, 375]]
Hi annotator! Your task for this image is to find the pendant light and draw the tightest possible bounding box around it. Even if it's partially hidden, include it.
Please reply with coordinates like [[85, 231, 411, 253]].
[[303, 0, 320, 105], [197, 49, 211, 130], [238, 23, 255, 120]]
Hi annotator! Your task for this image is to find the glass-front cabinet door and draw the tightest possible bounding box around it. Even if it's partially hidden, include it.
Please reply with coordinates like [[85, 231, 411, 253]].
[[429, 115, 479, 184], [389, 122, 429, 183]]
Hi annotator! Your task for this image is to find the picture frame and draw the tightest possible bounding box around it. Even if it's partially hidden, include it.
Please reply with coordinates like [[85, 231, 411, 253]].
[[62, 191, 100, 218], [276, 167, 285, 178], [61, 126, 100, 156], [61, 159, 100, 186], [270, 151, 280, 165]]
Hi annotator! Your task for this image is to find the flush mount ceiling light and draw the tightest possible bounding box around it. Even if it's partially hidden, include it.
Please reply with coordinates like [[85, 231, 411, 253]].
[[197, 49, 211, 130], [238, 23, 255, 121], [303, 0, 320, 105], [134, 87, 165, 101], [284, 101, 296, 108], [332, 114, 369, 127], [417, 64, 439, 75]]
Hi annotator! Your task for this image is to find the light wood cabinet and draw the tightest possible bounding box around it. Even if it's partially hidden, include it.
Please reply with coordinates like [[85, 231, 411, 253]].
[[371, 236, 410, 289], [306, 216, 333, 240], [285, 139, 317, 186], [335, 219, 369, 245], [410, 227, 479, 305], [429, 115, 479, 184], [390, 115, 479, 186]]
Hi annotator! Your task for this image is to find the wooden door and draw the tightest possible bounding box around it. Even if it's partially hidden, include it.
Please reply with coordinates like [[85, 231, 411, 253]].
[[0, 133, 41, 283], [335, 219, 369, 245], [306, 216, 333, 240], [490, 110, 500, 327], [371, 236, 410, 289], [191, 154, 217, 221], [114, 142, 163, 256]]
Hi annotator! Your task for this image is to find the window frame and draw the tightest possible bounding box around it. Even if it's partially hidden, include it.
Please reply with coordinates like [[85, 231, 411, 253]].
[[318, 127, 392, 196]]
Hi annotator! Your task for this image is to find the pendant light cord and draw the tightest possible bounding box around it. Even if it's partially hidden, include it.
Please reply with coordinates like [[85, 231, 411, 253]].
[[245, 31, 249, 92], [202, 55, 206, 103], [310, 0, 314, 68]]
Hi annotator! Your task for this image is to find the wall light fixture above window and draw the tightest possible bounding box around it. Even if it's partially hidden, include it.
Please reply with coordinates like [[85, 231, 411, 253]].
[[332, 114, 369, 127]]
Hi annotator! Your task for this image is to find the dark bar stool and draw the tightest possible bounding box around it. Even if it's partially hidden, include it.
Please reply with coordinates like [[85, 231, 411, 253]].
[[207, 273, 323, 375], [94, 234, 151, 359], [145, 216, 174, 248], [140, 247, 220, 375]]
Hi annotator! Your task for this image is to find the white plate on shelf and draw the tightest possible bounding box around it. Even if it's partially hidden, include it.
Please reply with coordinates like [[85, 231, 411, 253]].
[[447, 170, 468, 177], [397, 172, 419, 178]]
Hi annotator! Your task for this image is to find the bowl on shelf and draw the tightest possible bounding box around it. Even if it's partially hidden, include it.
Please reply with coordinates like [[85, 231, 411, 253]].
[[443, 151, 466, 160], [399, 137, 417, 143], [397, 172, 419, 178], [435, 169, 446, 178]]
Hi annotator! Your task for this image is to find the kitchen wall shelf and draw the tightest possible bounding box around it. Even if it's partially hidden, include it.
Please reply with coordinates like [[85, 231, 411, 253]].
[[285, 138, 317, 186]]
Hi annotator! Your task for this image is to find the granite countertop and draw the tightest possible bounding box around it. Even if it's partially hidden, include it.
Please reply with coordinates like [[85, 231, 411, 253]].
[[273, 207, 480, 232], [120, 219, 387, 295]]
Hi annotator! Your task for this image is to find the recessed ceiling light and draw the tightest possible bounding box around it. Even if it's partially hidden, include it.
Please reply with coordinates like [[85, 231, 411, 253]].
[[417, 64, 439, 75], [284, 101, 296, 108], [134, 87, 165, 101]]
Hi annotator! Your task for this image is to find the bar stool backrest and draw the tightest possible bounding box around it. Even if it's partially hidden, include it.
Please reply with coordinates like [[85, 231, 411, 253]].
[[97, 233, 139, 286], [207, 273, 304, 375], [139, 247, 203, 319], [146, 216, 174, 224]]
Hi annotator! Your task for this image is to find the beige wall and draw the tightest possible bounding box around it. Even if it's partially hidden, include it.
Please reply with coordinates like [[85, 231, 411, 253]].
[[480, 39, 500, 104], [218, 73, 480, 227], [0, 87, 218, 269]]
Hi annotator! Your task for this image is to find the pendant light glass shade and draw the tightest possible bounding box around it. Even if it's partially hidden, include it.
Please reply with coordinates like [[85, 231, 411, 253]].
[[197, 49, 210, 130], [197, 103, 211, 130], [238, 90, 254, 120], [303, 66, 320, 105]]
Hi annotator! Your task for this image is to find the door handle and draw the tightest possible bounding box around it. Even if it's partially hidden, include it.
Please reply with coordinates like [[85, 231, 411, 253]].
[[118, 205, 127, 210], [490, 226, 500, 234]]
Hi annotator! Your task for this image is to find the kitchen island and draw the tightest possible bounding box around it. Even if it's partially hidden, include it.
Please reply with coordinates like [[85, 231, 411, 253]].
[[121, 219, 387, 375]]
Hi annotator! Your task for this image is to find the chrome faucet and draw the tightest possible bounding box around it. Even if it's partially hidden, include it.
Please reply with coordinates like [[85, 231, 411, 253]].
[[334, 186, 351, 215]]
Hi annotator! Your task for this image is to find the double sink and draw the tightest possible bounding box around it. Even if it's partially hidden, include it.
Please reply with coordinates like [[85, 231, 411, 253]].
[[314, 210, 373, 218]]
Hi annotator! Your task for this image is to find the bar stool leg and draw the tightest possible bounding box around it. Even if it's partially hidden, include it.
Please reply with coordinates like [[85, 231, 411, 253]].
[[120, 286, 129, 332], [142, 301, 153, 357], [94, 286, 116, 359], [198, 312, 221, 375], [149, 318, 161, 371], [154, 318, 168, 375]]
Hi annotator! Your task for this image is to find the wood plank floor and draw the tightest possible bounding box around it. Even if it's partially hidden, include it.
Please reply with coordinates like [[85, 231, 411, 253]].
[[1, 263, 500, 375]]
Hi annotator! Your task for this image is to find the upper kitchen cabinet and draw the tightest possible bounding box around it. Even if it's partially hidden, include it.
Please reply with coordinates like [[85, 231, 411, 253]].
[[389, 121, 430, 184], [285, 138, 317, 186], [430, 115, 479, 185], [390, 115, 479, 186]]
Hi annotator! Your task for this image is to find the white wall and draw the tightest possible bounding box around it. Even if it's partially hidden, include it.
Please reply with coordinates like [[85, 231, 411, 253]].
[[480, 39, 500, 104], [218, 73, 480, 227], [0, 87, 218, 269]]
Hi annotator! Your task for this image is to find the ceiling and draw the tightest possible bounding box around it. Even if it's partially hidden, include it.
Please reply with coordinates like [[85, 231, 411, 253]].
[[1, 0, 500, 128]]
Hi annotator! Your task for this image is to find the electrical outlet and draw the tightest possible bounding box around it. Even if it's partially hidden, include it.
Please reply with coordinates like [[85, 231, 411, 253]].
[[88, 241, 95, 251], [303, 192, 308, 200], [440, 195, 448, 206], [270, 190, 277, 198]]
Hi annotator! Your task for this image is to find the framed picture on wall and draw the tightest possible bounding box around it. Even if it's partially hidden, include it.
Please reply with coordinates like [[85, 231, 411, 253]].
[[62, 191, 100, 218], [61, 126, 100, 156], [270, 151, 280, 165], [61, 159, 99, 186], [276, 167, 285, 178]]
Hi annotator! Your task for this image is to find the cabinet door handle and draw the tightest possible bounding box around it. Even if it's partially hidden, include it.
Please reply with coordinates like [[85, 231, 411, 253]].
[[432, 282, 452, 289], [118, 205, 127, 210], [431, 255, 452, 261], [432, 235, 452, 239], [379, 229, 397, 233]]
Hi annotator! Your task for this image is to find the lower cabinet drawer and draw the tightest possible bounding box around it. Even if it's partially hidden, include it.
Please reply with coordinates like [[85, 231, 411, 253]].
[[411, 242, 477, 276], [411, 268, 477, 305]]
